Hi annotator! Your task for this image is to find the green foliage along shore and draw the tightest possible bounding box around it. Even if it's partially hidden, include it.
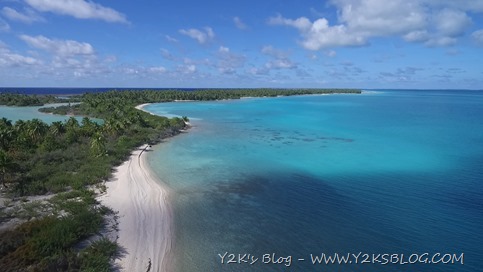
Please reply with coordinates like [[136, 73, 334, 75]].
[[0, 91, 187, 271], [0, 93, 80, 106], [0, 89, 360, 271], [38, 88, 361, 118]]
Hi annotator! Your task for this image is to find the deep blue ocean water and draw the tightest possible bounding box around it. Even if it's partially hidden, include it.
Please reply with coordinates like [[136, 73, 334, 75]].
[[144, 90, 483, 272]]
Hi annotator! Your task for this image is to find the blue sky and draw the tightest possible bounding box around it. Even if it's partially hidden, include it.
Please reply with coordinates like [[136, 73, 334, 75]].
[[1, 0, 483, 89]]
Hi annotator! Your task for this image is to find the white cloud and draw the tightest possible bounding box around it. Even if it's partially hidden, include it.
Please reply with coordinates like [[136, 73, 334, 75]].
[[255, 45, 297, 73], [165, 35, 178, 43], [424, 36, 457, 47], [261, 45, 289, 59], [269, 0, 477, 49], [269, 15, 366, 49], [335, 0, 427, 36], [179, 27, 215, 44], [268, 14, 311, 31], [403, 30, 429, 42], [149, 66, 167, 73], [216, 46, 246, 74], [25, 0, 128, 23], [19, 35, 95, 56], [233, 16, 247, 30], [303, 18, 367, 49], [471, 29, 483, 46], [434, 9, 471, 37], [185, 64, 196, 73], [266, 59, 296, 69], [218, 46, 229, 53], [0, 18, 10, 32], [0, 44, 40, 66], [425, 0, 483, 13], [1, 7, 45, 23], [1, 53, 39, 66]]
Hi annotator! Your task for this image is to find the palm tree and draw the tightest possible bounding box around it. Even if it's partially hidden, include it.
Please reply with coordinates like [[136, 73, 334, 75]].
[[25, 119, 48, 144], [49, 121, 65, 137], [90, 132, 107, 157], [65, 117, 80, 130], [81, 117, 97, 137]]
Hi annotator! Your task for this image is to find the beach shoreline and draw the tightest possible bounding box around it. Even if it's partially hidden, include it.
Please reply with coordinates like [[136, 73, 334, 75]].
[[98, 144, 173, 272], [135, 103, 152, 114]]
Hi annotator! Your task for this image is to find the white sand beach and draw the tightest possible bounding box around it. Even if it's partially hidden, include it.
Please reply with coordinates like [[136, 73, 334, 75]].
[[99, 145, 173, 272], [135, 103, 151, 113], [135, 103, 152, 113]]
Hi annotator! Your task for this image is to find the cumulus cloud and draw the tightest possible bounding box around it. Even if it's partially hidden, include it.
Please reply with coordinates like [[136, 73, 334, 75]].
[[0, 46, 40, 67], [261, 45, 289, 59], [233, 16, 247, 30], [178, 64, 196, 74], [268, 14, 366, 49], [216, 46, 246, 74], [179, 27, 215, 44], [252, 45, 298, 74], [403, 30, 429, 42], [269, 0, 477, 49], [268, 14, 311, 31], [471, 29, 483, 46], [434, 9, 471, 37], [335, 0, 427, 36], [19, 35, 95, 56], [425, 0, 483, 13], [1, 7, 45, 23], [25, 0, 128, 23]]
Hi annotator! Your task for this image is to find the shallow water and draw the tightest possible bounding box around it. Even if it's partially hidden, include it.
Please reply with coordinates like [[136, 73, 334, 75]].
[[146, 90, 483, 272], [0, 103, 101, 123]]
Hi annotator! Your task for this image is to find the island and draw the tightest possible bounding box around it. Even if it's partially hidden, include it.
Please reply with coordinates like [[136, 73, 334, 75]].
[[0, 88, 360, 271]]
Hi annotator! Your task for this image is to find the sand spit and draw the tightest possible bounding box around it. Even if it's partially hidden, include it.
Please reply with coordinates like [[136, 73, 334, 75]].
[[99, 145, 173, 272]]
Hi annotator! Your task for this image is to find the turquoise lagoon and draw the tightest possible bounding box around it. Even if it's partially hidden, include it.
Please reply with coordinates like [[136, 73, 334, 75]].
[[0, 103, 101, 123], [146, 90, 483, 272]]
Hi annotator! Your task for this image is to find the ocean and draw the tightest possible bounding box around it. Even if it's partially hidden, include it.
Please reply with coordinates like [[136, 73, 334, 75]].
[[144, 90, 483, 271]]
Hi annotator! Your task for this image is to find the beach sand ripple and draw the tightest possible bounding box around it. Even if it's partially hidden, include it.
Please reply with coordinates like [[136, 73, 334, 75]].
[[99, 145, 173, 272]]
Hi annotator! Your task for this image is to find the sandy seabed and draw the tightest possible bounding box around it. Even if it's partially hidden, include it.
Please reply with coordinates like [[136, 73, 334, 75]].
[[99, 145, 173, 272]]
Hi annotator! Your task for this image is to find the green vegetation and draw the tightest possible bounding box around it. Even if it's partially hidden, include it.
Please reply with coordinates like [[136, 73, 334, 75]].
[[0, 91, 187, 271], [38, 104, 82, 116], [0, 93, 80, 106], [79, 89, 360, 113], [0, 190, 115, 271], [0, 88, 360, 271]]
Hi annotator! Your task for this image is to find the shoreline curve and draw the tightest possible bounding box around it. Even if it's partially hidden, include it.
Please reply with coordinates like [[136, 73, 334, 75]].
[[98, 144, 173, 272]]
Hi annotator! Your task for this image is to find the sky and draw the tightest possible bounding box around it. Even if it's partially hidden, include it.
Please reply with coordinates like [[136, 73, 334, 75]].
[[1, 0, 483, 89]]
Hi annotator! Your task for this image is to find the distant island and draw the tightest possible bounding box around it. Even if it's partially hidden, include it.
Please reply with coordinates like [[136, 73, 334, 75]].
[[0, 88, 360, 271]]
